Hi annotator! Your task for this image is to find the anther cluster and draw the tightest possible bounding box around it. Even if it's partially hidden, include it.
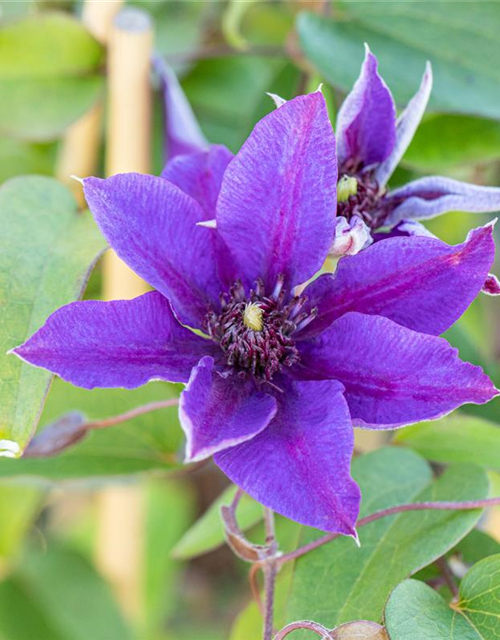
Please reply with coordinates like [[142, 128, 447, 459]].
[[337, 169, 384, 228], [205, 275, 317, 382]]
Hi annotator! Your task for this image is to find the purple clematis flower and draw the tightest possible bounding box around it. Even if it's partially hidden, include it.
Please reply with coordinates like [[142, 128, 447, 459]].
[[330, 45, 500, 265], [12, 93, 499, 536]]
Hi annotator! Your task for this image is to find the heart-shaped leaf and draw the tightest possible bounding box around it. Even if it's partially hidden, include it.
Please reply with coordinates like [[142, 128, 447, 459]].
[[0, 176, 105, 454], [386, 556, 500, 640], [287, 450, 489, 634]]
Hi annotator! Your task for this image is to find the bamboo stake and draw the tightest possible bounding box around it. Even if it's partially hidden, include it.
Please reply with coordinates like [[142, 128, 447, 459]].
[[102, 7, 153, 300], [56, 0, 123, 206], [96, 7, 153, 620]]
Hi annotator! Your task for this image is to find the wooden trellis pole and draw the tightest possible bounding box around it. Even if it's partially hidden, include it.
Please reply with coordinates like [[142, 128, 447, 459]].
[[96, 6, 153, 618], [56, 0, 124, 206]]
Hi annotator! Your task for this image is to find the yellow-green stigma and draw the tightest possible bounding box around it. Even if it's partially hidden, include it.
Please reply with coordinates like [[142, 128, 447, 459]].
[[243, 303, 264, 331], [337, 175, 358, 202]]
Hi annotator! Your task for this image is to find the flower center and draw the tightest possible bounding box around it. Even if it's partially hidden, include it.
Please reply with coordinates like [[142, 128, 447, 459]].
[[336, 168, 387, 229], [205, 276, 317, 382]]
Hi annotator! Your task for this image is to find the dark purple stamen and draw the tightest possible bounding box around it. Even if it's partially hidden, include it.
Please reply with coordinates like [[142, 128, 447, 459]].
[[205, 275, 317, 382], [337, 167, 385, 229]]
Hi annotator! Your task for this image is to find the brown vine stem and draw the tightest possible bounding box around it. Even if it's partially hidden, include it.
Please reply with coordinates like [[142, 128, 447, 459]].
[[85, 398, 179, 429], [263, 508, 278, 640], [273, 620, 333, 639], [277, 498, 500, 566], [435, 556, 460, 598], [24, 398, 180, 458], [249, 563, 265, 616]]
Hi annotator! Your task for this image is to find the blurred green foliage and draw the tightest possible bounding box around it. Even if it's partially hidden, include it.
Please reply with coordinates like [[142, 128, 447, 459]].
[[0, 1, 499, 639]]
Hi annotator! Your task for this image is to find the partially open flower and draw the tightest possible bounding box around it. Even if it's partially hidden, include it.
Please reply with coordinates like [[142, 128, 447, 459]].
[[12, 93, 498, 536], [334, 45, 500, 246]]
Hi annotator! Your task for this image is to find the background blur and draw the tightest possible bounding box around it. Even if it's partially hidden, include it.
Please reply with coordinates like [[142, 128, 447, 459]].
[[0, 1, 499, 639]]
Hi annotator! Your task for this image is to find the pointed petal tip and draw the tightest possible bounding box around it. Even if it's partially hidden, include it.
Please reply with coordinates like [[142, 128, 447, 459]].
[[266, 92, 287, 109], [196, 219, 217, 229], [362, 42, 378, 68], [70, 174, 85, 185], [350, 528, 361, 547]]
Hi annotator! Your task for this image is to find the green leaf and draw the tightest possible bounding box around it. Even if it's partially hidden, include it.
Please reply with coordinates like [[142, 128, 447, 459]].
[[0, 176, 105, 454], [0, 379, 183, 481], [172, 484, 263, 560], [459, 554, 500, 637], [403, 115, 500, 172], [394, 414, 500, 470], [0, 13, 103, 78], [0, 76, 104, 142], [386, 556, 500, 640], [0, 13, 104, 140], [385, 579, 481, 640], [0, 541, 132, 640], [298, 0, 500, 120], [287, 450, 489, 633]]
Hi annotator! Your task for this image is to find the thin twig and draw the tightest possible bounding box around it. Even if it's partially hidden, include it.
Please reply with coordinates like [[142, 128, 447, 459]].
[[85, 399, 179, 429], [230, 487, 244, 512], [435, 557, 459, 598], [278, 498, 500, 566], [24, 399, 180, 458], [264, 507, 276, 545], [263, 561, 278, 640], [273, 620, 333, 639], [262, 508, 278, 640], [249, 563, 265, 616]]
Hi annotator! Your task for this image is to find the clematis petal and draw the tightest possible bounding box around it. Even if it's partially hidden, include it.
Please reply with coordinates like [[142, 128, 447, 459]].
[[372, 219, 437, 242], [179, 356, 277, 463], [385, 176, 500, 225], [161, 145, 233, 219], [216, 92, 337, 291], [299, 224, 496, 338], [155, 57, 208, 161], [161, 145, 239, 288], [12, 292, 214, 389], [329, 215, 372, 258], [83, 173, 220, 329], [215, 378, 360, 535], [336, 44, 396, 169], [374, 62, 432, 186], [298, 312, 498, 429]]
